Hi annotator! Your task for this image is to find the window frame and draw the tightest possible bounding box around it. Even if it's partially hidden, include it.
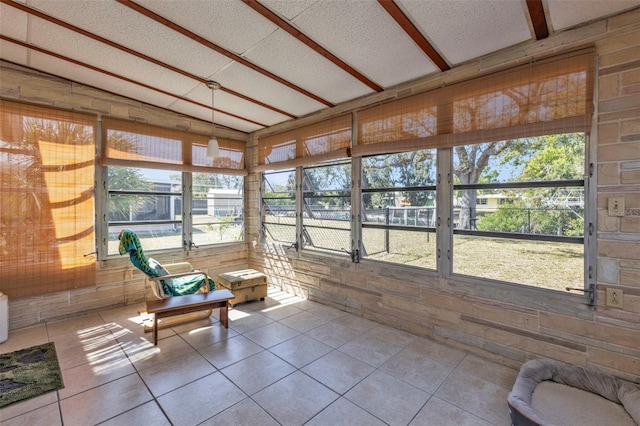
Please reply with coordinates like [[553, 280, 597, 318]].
[[97, 119, 247, 259]]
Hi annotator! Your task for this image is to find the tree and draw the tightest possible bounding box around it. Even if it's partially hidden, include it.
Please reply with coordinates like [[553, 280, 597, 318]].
[[362, 150, 436, 208], [450, 77, 582, 230], [454, 141, 515, 229], [107, 167, 153, 221], [476, 133, 585, 236]]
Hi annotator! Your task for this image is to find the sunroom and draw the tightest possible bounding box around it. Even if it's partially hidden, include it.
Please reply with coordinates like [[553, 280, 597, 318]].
[[1, 1, 640, 424]]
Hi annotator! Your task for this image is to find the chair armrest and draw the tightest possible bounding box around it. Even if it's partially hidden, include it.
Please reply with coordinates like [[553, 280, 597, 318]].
[[162, 262, 195, 273], [148, 270, 207, 281]]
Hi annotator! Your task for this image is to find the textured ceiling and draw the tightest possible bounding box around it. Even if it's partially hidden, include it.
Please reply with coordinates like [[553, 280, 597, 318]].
[[1, 0, 640, 135]]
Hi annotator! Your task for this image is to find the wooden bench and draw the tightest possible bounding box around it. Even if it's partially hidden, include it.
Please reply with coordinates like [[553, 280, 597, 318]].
[[145, 289, 234, 345]]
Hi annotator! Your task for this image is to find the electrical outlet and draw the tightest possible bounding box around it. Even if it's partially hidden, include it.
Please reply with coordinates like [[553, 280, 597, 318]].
[[606, 288, 623, 308], [608, 197, 625, 217]]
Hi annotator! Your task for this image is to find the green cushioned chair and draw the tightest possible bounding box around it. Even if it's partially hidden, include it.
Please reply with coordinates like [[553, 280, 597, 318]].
[[118, 228, 217, 330]]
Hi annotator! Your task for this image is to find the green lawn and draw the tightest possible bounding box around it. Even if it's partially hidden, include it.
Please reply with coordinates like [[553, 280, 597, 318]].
[[364, 231, 583, 290]]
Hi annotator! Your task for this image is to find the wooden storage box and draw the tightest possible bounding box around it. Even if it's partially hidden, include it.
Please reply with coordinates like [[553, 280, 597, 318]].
[[217, 269, 268, 306]]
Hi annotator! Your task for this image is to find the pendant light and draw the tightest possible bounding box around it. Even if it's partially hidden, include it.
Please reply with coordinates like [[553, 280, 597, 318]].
[[206, 80, 221, 158]]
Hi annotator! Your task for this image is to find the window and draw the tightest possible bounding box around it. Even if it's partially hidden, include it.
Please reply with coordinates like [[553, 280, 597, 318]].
[[361, 150, 437, 269], [0, 100, 96, 297], [451, 134, 586, 290], [257, 50, 594, 298], [107, 167, 182, 254], [261, 169, 296, 246], [192, 173, 244, 247], [103, 117, 246, 256], [302, 160, 351, 253]]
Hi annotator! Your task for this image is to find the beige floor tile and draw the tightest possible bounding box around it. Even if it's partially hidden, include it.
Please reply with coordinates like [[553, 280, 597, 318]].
[[364, 324, 417, 346], [46, 313, 105, 338], [259, 303, 304, 321], [59, 374, 152, 426], [269, 334, 333, 368], [0, 401, 62, 426], [2, 290, 523, 425], [113, 320, 175, 346], [243, 322, 299, 348], [197, 335, 264, 369], [435, 370, 512, 426], [305, 321, 363, 348], [0, 393, 57, 424], [234, 298, 280, 313], [52, 328, 121, 371], [228, 311, 274, 334], [331, 313, 378, 333], [252, 371, 339, 425], [0, 324, 48, 355], [48, 323, 115, 352], [221, 350, 296, 395], [202, 398, 280, 426], [177, 322, 238, 349], [278, 311, 329, 333], [100, 401, 171, 426], [338, 334, 403, 367], [403, 336, 467, 368], [138, 350, 215, 397], [123, 334, 192, 371], [456, 353, 518, 389], [260, 305, 303, 321], [303, 303, 347, 321], [345, 370, 430, 426], [158, 372, 246, 426], [59, 348, 134, 399], [306, 397, 387, 426], [97, 303, 146, 324], [302, 349, 375, 394], [410, 397, 494, 426], [379, 346, 454, 393], [170, 315, 218, 335]]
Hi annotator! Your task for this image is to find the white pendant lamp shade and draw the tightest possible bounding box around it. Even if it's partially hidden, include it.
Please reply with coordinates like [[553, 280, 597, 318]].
[[206, 80, 221, 158], [207, 137, 219, 157]]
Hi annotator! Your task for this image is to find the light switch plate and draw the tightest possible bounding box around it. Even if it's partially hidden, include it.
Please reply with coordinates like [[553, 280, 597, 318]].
[[608, 197, 625, 217]]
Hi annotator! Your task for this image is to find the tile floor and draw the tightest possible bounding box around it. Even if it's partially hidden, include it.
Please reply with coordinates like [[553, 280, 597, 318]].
[[0, 287, 518, 425]]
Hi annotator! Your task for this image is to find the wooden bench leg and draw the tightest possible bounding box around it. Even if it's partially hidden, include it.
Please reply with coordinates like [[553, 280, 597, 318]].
[[153, 314, 159, 345], [220, 302, 229, 328]]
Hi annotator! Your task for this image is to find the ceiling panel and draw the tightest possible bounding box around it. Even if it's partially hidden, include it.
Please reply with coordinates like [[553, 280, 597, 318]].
[[168, 98, 263, 134], [1, 0, 639, 136], [29, 51, 179, 108], [0, 41, 28, 68], [135, 0, 279, 56], [546, 0, 640, 31], [28, 17, 199, 104], [0, 3, 28, 40], [207, 61, 322, 122], [27, 0, 235, 79], [400, 0, 531, 65], [290, 0, 439, 87], [260, 0, 319, 20], [242, 29, 373, 105], [178, 81, 292, 128]]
